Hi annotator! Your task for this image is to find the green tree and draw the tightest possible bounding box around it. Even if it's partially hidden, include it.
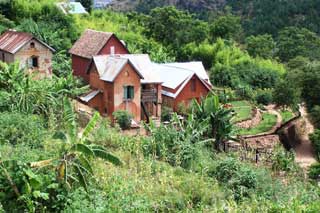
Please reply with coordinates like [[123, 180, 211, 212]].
[[144, 6, 208, 51], [310, 106, 320, 128], [277, 27, 320, 62], [245, 34, 275, 59], [301, 62, 320, 108], [209, 14, 243, 41], [273, 80, 300, 109], [180, 42, 215, 69]]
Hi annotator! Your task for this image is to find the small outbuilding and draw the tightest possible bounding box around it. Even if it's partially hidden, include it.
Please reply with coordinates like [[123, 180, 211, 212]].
[[0, 30, 55, 77], [152, 62, 212, 111], [69, 29, 129, 82]]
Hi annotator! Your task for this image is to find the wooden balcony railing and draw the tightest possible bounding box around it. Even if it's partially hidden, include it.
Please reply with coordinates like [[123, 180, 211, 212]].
[[141, 89, 157, 102]]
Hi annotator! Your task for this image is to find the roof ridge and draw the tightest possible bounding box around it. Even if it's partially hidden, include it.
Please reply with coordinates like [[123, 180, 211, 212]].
[[161, 63, 195, 74], [86, 29, 113, 35]]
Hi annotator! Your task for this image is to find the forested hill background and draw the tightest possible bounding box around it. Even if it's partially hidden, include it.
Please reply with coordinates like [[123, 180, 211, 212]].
[[111, 0, 320, 35]]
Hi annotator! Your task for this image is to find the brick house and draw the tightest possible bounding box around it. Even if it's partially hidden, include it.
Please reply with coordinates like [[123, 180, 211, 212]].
[[79, 54, 162, 123], [153, 62, 212, 111], [69, 29, 129, 82], [0, 30, 55, 77], [71, 29, 211, 123]]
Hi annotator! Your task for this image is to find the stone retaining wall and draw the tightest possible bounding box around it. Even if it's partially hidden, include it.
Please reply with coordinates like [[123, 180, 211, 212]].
[[235, 107, 262, 129]]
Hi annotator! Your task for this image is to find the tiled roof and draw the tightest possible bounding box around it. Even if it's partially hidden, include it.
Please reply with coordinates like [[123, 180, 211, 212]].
[[69, 29, 113, 59], [0, 30, 55, 54]]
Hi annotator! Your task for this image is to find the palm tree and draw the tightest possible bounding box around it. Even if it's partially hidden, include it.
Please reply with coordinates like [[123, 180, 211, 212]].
[[192, 94, 234, 151]]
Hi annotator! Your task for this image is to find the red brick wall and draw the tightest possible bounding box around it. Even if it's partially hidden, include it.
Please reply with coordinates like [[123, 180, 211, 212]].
[[113, 63, 141, 121], [89, 66, 104, 90], [71, 55, 90, 82], [98, 35, 129, 55], [172, 75, 210, 111], [87, 62, 141, 121], [87, 93, 103, 114]]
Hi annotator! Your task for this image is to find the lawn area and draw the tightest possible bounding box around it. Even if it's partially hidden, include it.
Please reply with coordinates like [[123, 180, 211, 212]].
[[280, 110, 295, 123], [238, 113, 277, 136], [230, 101, 252, 122]]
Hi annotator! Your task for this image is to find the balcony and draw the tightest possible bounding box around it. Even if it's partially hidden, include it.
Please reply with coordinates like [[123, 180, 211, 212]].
[[141, 89, 157, 103]]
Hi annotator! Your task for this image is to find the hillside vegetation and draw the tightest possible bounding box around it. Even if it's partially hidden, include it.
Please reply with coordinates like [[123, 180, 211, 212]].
[[0, 0, 320, 212]]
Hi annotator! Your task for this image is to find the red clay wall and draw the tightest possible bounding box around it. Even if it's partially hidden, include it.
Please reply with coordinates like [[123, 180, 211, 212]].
[[87, 93, 104, 114], [72, 55, 90, 82], [174, 75, 209, 111], [89, 66, 104, 90], [113, 63, 141, 121], [98, 35, 129, 55]]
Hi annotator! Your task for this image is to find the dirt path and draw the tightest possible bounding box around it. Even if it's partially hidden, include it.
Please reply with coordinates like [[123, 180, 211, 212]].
[[294, 106, 317, 168], [243, 105, 282, 138], [265, 105, 282, 133]]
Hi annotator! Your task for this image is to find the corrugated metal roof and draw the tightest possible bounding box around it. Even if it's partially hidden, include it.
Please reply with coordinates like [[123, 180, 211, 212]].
[[152, 63, 193, 89], [0, 30, 55, 54], [118, 54, 162, 83], [93, 55, 144, 82], [80, 90, 100, 102], [57, 2, 88, 14], [164, 62, 211, 84], [69, 29, 113, 59], [153, 62, 212, 98]]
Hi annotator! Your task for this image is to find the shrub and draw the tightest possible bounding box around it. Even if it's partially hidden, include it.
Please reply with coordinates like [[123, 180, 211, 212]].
[[308, 163, 320, 180], [310, 105, 320, 128], [0, 112, 46, 147], [113, 110, 132, 130], [161, 106, 173, 122], [213, 158, 258, 201], [255, 89, 273, 105], [310, 129, 320, 160], [176, 102, 188, 115], [235, 85, 255, 101], [271, 146, 298, 172]]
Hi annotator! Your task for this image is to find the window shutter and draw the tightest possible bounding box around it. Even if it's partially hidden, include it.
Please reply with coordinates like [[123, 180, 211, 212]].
[[123, 86, 127, 99], [130, 86, 134, 99], [27, 58, 32, 68]]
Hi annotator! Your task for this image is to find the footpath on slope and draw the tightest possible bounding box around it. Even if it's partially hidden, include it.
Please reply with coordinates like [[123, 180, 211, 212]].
[[294, 106, 317, 168], [242, 105, 282, 138]]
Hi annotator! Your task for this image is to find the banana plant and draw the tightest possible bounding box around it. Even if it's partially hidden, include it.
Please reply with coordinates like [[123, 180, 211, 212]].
[[33, 98, 122, 191], [192, 94, 235, 151]]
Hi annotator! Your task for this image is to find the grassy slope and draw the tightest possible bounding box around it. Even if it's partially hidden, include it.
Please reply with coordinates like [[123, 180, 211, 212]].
[[230, 101, 252, 122], [280, 110, 295, 123], [238, 113, 277, 135]]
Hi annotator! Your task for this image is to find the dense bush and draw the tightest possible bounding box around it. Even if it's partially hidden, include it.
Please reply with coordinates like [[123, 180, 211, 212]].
[[271, 146, 298, 172], [213, 158, 258, 201], [255, 89, 273, 105], [143, 114, 204, 169], [310, 105, 320, 128], [0, 112, 45, 147], [310, 129, 320, 160], [113, 110, 132, 130], [308, 163, 320, 180], [161, 106, 173, 122]]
